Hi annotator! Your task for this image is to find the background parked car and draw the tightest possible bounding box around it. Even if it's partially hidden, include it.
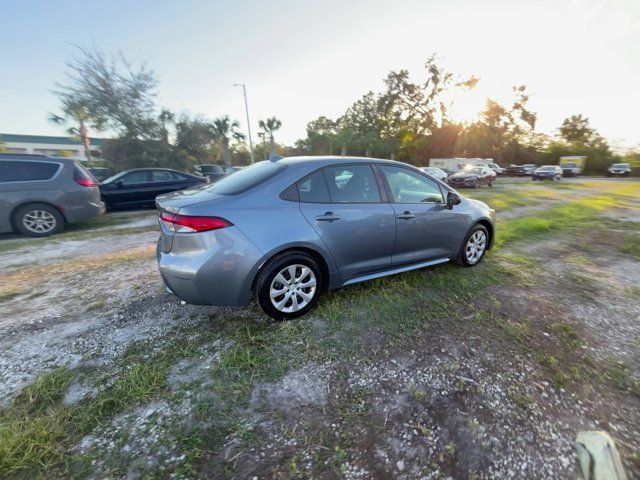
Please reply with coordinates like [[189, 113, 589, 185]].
[[607, 163, 631, 177], [100, 168, 208, 210], [194, 164, 236, 182], [0, 153, 105, 237], [522, 164, 537, 175], [487, 162, 505, 175], [447, 165, 494, 188], [88, 167, 114, 182], [505, 164, 526, 176], [532, 165, 563, 181], [419, 166, 449, 182]]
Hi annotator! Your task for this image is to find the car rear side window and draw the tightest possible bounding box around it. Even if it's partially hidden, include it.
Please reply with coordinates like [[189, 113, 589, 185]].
[[205, 161, 285, 195], [297, 170, 331, 203], [0, 160, 60, 182], [323, 165, 381, 203]]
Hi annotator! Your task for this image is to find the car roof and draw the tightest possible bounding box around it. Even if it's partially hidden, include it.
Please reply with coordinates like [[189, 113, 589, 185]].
[[0, 153, 75, 163], [122, 167, 187, 173], [277, 156, 408, 168]]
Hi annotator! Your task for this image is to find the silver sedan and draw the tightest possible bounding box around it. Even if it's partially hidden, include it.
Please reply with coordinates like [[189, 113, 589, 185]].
[[156, 157, 495, 320]]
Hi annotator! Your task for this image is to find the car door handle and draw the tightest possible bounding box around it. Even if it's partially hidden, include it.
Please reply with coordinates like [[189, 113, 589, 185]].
[[315, 212, 341, 222], [397, 211, 415, 220]]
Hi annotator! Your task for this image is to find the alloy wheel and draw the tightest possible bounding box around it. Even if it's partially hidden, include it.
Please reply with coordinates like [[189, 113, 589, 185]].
[[269, 264, 317, 313], [465, 230, 487, 265], [22, 209, 57, 234]]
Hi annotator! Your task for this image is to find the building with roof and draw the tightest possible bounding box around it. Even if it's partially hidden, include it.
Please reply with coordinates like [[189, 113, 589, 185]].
[[0, 133, 108, 162]]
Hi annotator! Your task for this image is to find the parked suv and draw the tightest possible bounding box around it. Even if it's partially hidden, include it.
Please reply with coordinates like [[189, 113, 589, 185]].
[[607, 163, 631, 177], [0, 154, 105, 237], [156, 157, 495, 320]]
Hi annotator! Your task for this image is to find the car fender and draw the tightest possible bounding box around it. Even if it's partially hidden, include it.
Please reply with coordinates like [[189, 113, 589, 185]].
[[243, 240, 340, 300]]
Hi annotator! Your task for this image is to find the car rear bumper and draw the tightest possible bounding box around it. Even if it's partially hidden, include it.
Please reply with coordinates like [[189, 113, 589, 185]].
[[156, 225, 264, 306], [64, 200, 106, 223]]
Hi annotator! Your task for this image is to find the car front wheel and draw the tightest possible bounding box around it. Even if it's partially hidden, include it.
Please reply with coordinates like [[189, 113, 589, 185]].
[[455, 224, 489, 267], [255, 251, 323, 320], [14, 203, 64, 237]]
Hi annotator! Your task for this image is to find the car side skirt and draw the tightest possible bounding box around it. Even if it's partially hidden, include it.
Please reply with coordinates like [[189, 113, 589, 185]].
[[340, 258, 450, 287]]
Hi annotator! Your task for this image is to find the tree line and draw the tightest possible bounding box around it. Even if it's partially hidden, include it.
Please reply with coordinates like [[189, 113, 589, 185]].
[[50, 47, 638, 175]]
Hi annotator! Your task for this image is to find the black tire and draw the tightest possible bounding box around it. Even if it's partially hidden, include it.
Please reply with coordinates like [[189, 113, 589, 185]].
[[255, 251, 323, 320], [454, 224, 489, 267], [13, 203, 65, 237]]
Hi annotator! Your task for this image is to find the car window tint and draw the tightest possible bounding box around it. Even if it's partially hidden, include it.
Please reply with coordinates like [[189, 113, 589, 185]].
[[0, 160, 60, 182], [298, 170, 331, 203], [323, 165, 380, 203], [121, 171, 150, 185], [381, 166, 444, 203], [151, 170, 183, 182]]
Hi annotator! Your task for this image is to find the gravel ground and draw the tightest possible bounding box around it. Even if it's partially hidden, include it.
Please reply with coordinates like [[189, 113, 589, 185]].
[[1, 189, 639, 478]]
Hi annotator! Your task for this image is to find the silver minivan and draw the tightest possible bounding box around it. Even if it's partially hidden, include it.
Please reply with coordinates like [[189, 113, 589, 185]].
[[0, 154, 105, 237]]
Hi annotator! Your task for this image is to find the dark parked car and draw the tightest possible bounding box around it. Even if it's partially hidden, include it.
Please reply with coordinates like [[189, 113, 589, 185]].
[[0, 153, 105, 237], [100, 168, 208, 209], [88, 167, 114, 182], [531, 165, 562, 181], [156, 157, 495, 320], [607, 163, 631, 177], [194, 164, 236, 182], [522, 164, 537, 175], [505, 164, 526, 176], [447, 166, 494, 188]]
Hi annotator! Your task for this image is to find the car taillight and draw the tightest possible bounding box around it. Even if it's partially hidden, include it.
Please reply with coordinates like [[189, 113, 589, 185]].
[[75, 177, 96, 187], [159, 212, 232, 233]]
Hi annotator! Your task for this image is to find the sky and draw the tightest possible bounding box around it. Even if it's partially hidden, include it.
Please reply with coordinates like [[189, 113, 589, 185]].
[[1, 0, 639, 149]]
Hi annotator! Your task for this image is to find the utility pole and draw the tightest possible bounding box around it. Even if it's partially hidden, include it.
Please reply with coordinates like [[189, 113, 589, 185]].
[[234, 83, 255, 164]]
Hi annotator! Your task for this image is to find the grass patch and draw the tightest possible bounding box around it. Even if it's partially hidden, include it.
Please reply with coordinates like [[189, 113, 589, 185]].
[[619, 234, 640, 259]]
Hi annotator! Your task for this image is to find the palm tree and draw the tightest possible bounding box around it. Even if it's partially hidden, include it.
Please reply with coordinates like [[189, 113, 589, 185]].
[[49, 99, 93, 160], [258, 117, 282, 158], [209, 116, 245, 165], [158, 109, 175, 145]]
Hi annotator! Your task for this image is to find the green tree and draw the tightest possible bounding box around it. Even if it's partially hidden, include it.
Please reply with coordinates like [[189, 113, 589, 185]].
[[258, 117, 282, 158], [559, 114, 606, 148], [48, 99, 94, 160], [54, 45, 158, 139], [209, 116, 245, 165]]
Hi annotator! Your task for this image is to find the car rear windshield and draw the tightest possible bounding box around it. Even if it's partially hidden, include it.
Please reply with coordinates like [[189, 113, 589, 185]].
[[0, 160, 61, 182], [204, 161, 285, 195], [538, 166, 556, 171], [612, 164, 629, 168]]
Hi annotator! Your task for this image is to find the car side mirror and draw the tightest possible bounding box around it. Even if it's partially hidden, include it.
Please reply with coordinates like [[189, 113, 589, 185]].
[[115, 180, 123, 189], [446, 192, 461, 210]]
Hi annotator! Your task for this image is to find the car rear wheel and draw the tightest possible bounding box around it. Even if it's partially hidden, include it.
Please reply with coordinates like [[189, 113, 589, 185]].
[[14, 203, 64, 237], [255, 251, 323, 320], [455, 224, 488, 267]]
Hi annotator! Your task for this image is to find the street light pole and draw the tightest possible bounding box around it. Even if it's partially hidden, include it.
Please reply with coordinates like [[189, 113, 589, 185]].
[[234, 83, 255, 164]]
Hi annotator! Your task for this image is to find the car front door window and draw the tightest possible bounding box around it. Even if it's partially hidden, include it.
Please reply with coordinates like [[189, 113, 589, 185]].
[[380, 166, 444, 203], [120, 171, 150, 185]]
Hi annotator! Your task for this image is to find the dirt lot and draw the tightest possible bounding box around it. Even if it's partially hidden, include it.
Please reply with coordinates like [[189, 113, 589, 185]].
[[1, 177, 639, 479]]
